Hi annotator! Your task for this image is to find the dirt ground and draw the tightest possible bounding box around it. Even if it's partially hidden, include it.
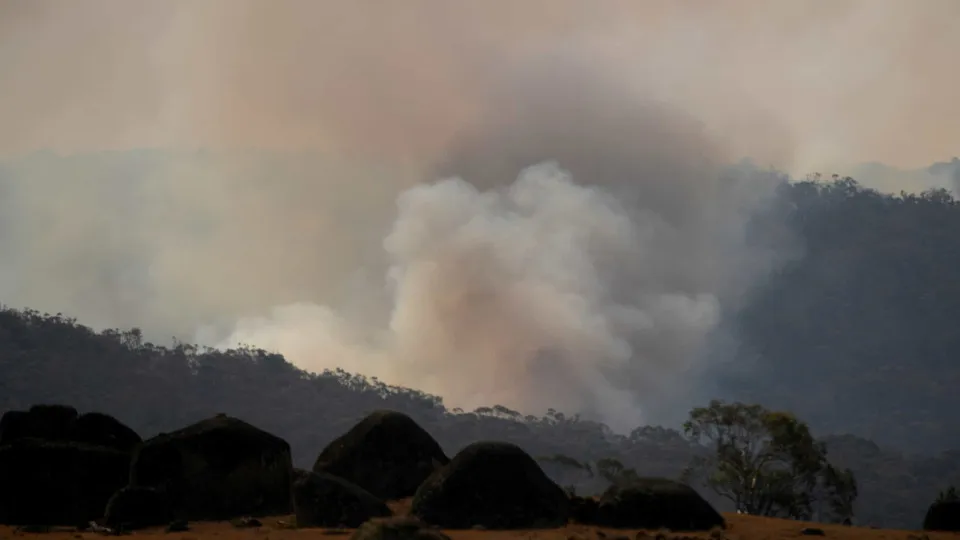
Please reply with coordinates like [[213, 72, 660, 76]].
[[0, 504, 953, 540]]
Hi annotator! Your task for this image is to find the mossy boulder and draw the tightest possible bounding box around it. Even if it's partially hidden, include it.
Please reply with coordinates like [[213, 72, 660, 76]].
[[411, 441, 569, 529], [293, 471, 391, 528], [0, 405, 141, 453], [594, 478, 724, 530], [130, 414, 292, 520], [0, 439, 130, 525], [0, 404, 79, 444], [314, 410, 448, 499], [923, 499, 960, 531]]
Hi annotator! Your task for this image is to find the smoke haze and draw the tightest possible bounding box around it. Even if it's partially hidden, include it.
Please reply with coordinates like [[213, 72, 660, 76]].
[[0, 0, 957, 428]]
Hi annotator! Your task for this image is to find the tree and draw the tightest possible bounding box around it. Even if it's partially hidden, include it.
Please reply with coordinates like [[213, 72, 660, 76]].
[[820, 464, 858, 523], [595, 457, 640, 487], [682, 400, 857, 521], [536, 454, 641, 495]]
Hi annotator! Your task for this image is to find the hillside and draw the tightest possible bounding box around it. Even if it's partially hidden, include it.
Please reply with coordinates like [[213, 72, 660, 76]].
[[725, 175, 960, 452], [3, 176, 960, 530]]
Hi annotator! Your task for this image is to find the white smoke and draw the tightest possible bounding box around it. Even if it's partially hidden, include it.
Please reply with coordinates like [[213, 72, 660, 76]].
[[211, 155, 780, 430]]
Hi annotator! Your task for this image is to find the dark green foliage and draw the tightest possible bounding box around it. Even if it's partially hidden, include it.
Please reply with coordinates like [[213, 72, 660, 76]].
[[922, 499, 960, 531], [595, 478, 725, 530], [0, 439, 130, 525], [821, 464, 858, 523], [130, 414, 293, 520], [536, 454, 643, 497], [292, 471, 391, 528], [730, 176, 960, 452], [683, 400, 857, 521], [313, 410, 449, 500], [411, 441, 569, 529], [596, 457, 641, 487], [103, 486, 171, 530]]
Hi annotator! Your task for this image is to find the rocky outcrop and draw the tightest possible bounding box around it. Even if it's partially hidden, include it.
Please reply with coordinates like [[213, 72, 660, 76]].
[[411, 441, 569, 529], [314, 410, 448, 499], [594, 478, 724, 530], [0, 404, 140, 526], [923, 499, 960, 531], [0, 439, 130, 525], [130, 414, 292, 520], [293, 471, 391, 528]]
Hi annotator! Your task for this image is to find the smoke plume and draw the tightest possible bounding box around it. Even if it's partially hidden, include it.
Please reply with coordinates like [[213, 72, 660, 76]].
[[0, 0, 956, 428], [208, 63, 792, 429]]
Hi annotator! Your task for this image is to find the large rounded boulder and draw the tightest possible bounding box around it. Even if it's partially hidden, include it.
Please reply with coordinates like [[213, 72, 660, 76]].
[[594, 478, 724, 530], [130, 414, 293, 520], [411, 441, 569, 529], [0, 439, 130, 525], [923, 499, 960, 531], [0, 405, 142, 453], [293, 471, 391, 528], [313, 410, 449, 500], [74, 412, 143, 453], [0, 404, 140, 526], [0, 404, 80, 444]]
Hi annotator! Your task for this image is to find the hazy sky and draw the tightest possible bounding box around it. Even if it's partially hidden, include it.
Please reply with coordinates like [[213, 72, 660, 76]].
[[1, 0, 957, 428], [2, 0, 958, 172]]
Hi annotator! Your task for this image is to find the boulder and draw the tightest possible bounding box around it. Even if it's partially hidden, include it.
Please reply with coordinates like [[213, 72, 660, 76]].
[[0, 439, 130, 525], [923, 499, 960, 531], [0, 405, 141, 453], [74, 412, 142, 453], [411, 441, 569, 529], [569, 495, 599, 524], [313, 410, 449, 499], [104, 486, 172, 530], [130, 414, 293, 520], [594, 478, 724, 530], [0, 404, 79, 444], [293, 471, 391, 528]]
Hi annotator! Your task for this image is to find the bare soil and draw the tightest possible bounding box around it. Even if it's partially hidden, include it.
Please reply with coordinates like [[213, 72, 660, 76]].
[[0, 502, 950, 540]]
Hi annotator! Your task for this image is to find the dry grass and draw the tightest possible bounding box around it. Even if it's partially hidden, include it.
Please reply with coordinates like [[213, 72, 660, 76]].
[[0, 507, 954, 540]]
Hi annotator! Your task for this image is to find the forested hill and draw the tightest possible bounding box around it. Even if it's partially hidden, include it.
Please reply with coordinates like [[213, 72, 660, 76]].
[[725, 175, 960, 452], [3, 175, 960, 528]]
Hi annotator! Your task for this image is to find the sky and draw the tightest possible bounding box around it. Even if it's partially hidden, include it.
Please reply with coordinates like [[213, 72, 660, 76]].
[[1, 0, 957, 428], [2, 0, 959, 171]]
